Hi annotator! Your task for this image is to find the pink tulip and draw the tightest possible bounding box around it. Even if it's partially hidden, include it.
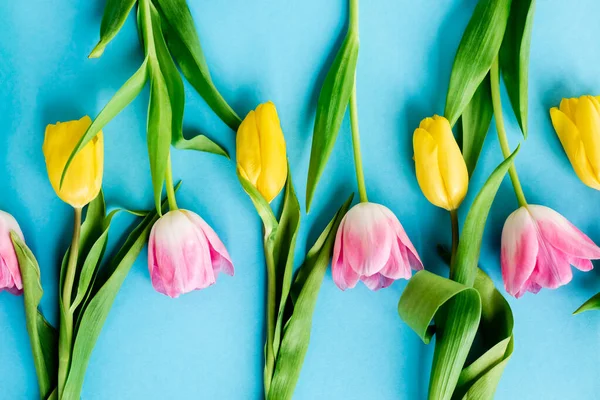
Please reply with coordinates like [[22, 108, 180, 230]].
[[332, 202, 423, 291], [501, 205, 600, 298], [148, 209, 234, 298], [0, 210, 24, 295]]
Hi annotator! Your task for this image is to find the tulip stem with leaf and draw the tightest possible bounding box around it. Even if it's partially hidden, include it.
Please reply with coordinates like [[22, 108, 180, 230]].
[[349, 77, 368, 203], [165, 154, 179, 211]]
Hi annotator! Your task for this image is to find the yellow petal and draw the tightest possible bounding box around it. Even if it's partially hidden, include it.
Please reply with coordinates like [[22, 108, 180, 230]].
[[559, 97, 578, 121], [574, 96, 600, 178], [426, 115, 468, 210], [236, 110, 262, 186], [550, 107, 600, 190], [43, 116, 103, 208], [413, 127, 450, 210], [255, 102, 287, 202]]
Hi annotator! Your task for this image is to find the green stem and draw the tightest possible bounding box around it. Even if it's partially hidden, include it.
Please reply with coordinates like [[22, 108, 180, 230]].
[[449, 209, 459, 278], [349, 78, 368, 203], [490, 58, 527, 207], [58, 207, 82, 396], [263, 238, 277, 397], [349, 0, 359, 32], [166, 154, 178, 211]]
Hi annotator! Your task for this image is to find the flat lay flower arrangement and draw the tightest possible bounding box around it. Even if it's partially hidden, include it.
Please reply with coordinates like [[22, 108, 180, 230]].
[[0, 0, 599, 399]]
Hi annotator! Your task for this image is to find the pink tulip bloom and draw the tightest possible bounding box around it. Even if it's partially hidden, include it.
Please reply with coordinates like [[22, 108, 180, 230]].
[[501, 205, 600, 298], [332, 202, 423, 291], [0, 210, 24, 295], [148, 209, 234, 298]]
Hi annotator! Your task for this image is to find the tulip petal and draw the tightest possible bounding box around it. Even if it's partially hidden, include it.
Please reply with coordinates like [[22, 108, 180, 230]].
[[255, 102, 288, 202], [574, 96, 600, 179], [380, 206, 423, 270], [558, 97, 579, 121], [0, 211, 24, 294], [501, 207, 538, 297], [342, 204, 393, 276], [549, 107, 600, 189], [361, 273, 394, 291], [236, 110, 262, 186], [331, 218, 360, 290], [183, 211, 234, 276], [570, 257, 593, 272], [414, 128, 451, 210]]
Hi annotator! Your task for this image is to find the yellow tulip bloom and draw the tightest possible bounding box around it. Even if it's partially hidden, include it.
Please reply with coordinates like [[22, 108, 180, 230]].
[[550, 95, 600, 190], [43, 116, 104, 208], [237, 102, 287, 202], [413, 115, 468, 210]]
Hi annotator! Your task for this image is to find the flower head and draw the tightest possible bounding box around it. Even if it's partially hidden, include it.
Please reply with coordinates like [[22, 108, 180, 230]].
[[0, 210, 24, 295], [148, 209, 234, 298], [332, 202, 422, 291], [550, 95, 600, 190], [43, 116, 103, 208], [413, 115, 469, 210], [501, 205, 600, 298], [236, 102, 287, 202]]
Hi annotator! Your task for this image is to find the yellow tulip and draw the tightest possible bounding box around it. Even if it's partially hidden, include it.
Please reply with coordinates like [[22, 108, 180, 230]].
[[43, 116, 104, 208], [237, 102, 287, 202], [550, 95, 600, 190], [413, 115, 468, 210]]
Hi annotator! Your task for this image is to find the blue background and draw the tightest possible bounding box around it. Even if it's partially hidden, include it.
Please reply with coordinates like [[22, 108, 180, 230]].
[[1, 0, 599, 399]]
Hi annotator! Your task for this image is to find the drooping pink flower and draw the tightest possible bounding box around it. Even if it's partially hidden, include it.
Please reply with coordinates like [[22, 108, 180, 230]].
[[332, 202, 423, 291], [148, 209, 234, 298], [0, 210, 24, 295], [501, 205, 600, 298]]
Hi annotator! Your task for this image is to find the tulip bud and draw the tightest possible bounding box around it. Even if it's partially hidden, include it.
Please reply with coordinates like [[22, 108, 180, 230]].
[[501, 205, 600, 298], [43, 116, 104, 208], [413, 115, 468, 210], [331, 202, 423, 291], [148, 209, 234, 298], [0, 210, 24, 295], [236, 102, 287, 203], [550, 95, 600, 190]]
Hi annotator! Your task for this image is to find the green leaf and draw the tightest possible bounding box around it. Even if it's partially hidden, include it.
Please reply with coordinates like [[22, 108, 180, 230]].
[[574, 292, 600, 314], [500, 0, 536, 137], [461, 75, 493, 176], [154, 0, 242, 131], [11, 233, 57, 399], [150, 2, 228, 158], [268, 194, 353, 400], [454, 269, 514, 399], [305, 23, 359, 211], [60, 60, 149, 188], [89, 0, 137, 58], [236, 167, 278, 234], [272, 169, 301, 362], [61, 196, 169, 399], [445, 0, 512, 127]]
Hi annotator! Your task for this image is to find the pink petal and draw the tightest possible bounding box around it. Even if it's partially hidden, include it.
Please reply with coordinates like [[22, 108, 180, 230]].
[[0, 211, 24, 294], [532, 240, 572, 289], [342, 203, 394, 276], [183, 210, 234, 276], [332, 218, 360, 290], [501, 207, 539, 297], [361, 273, 394, 291], [570, 257, 594, 272], [380, 206, 423, 270], [528, 205, 600, 259], [379, 238, 412, 280]]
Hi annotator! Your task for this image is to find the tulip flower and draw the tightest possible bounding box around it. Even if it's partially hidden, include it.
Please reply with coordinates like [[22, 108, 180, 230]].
[[413, 115, 469, 211], [148, 209, 234, 298], [237, 102, 287, 203], [550, 95, 600, 190], [43, 116, 104, 208], [501, 205, 600, 298], [0, 210, 24, 295], [332, 202, 423, 291]]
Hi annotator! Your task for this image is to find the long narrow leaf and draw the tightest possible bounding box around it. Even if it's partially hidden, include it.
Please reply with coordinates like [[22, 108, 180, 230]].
[[268, 194, 353, 400], [89, 0, 137, 58], [574, 292, 600, 314], [61, 198, 168, 399], [499, 0, 536, 137], [60, 60, 149, 187], [445, 0, 511, 127], [461, 75, 493, 176], [305, 25, 359, 211], [11, 233, 57, 399], [154, 0, 241, 131]]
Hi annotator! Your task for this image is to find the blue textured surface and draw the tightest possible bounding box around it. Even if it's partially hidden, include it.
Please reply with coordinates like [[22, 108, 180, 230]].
[[1, 1, 599, 399]]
